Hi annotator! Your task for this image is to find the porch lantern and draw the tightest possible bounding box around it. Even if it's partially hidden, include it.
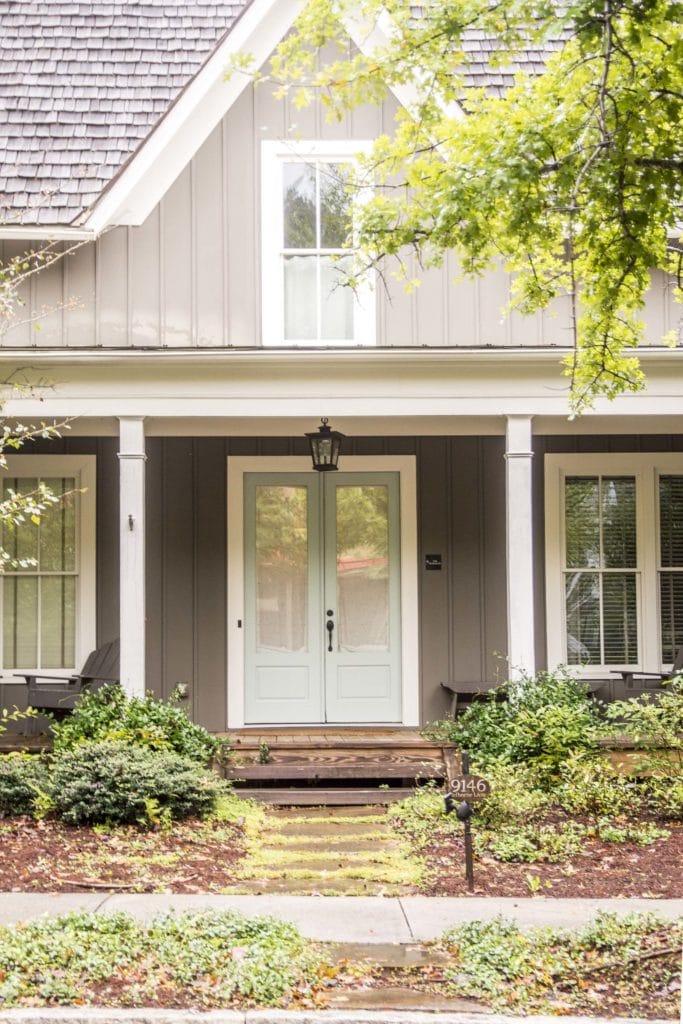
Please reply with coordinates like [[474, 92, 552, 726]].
[[306, 418, 345, 472]]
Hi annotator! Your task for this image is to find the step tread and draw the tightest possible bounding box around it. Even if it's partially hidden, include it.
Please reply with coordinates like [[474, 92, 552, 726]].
[[238, 787, 415, 805], [227, 761, 444, 780]]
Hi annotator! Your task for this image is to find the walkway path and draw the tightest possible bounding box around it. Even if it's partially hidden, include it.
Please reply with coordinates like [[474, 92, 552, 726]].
[[233, 805, 423, 895], [1, 894, 681, 941]]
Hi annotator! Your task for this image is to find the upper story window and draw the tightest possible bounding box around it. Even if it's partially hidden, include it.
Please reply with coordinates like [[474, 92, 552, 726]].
[[1, 455, 96, 674], [545, 453, 683, 675], [261, 141, 375, 347]]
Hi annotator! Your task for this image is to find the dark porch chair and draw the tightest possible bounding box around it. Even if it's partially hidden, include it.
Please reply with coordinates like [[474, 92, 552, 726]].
[[17, 638, 120, 714], [612, 645, 683, 690]]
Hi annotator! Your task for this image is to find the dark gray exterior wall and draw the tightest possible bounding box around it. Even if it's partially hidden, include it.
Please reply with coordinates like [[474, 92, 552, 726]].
[[143, 436, 507, 730]]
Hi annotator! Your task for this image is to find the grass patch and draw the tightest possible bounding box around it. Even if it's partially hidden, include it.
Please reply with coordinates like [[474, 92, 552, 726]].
[[0, 910, 324, 1009]]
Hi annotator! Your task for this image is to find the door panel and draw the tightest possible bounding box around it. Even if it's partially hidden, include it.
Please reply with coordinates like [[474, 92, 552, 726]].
[[243, 471, 402, 724], [324, 473, 402, 722], [244, 474, 323, 723]]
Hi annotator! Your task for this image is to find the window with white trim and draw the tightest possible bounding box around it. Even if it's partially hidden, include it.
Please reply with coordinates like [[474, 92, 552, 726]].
[[261, 141, 375, 346], [545, 453, 683, 674], [0, 456, 96, 673]]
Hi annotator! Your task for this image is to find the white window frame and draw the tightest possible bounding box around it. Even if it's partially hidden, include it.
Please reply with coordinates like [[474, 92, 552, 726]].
[[1, 455, 96, 676], [261, 140, 376, 347], [545, 452, 683, 677]]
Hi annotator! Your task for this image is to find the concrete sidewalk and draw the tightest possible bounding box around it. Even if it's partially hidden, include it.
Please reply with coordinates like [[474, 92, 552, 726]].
[[0, 894, 681, 942]]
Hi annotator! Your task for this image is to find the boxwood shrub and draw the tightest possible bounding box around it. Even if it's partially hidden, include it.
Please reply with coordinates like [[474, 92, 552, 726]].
[[0, 754, 51, 817], [51, 741, 223, 826]]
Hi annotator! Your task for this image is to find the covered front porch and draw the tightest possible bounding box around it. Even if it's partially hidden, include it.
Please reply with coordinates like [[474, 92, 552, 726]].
[[1, 347, 682, 732]]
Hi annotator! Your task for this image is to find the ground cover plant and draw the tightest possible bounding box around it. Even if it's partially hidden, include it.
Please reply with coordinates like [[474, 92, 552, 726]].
[[0, 910, 324, 1008], [0, 908, 679, 1019], [437, 912, 682, 1018], [398, 673, 683, 896]]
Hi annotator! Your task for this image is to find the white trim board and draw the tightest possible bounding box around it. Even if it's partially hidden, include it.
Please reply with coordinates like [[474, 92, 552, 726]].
[[1, 454, 97, 676], [226, 455, 419, 729]]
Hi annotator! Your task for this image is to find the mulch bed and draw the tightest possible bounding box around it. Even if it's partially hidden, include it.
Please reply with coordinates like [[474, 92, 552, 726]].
[[420, 822, 683, 897], [0, 816, 246, 892]]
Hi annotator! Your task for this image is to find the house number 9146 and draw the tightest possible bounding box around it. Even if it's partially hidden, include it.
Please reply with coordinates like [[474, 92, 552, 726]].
[[448, 775, 490, 799]]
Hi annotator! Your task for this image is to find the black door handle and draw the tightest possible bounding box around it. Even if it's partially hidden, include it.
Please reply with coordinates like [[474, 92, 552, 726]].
[[326, 618, 334, 652]]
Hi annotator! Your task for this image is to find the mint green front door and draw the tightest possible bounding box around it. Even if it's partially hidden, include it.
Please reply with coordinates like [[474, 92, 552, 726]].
[[244, 472, 402, 724]]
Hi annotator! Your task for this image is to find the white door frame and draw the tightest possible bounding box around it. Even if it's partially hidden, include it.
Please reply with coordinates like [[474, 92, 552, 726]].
[[226, 455, 419, 728]]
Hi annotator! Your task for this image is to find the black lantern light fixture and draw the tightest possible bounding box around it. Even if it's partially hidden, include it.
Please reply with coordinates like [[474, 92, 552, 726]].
[[306, 418, 345, 472]]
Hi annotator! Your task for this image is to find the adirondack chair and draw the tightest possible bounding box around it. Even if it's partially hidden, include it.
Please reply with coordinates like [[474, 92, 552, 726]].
[[17, 638, 120, 714], [612, 644, 683, 689]]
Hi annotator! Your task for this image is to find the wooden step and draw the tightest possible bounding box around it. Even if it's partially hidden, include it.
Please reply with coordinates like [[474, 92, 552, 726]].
[[238, 746, 447, 764], [237, 787, 415, 806], [227, 761, 444, 781]]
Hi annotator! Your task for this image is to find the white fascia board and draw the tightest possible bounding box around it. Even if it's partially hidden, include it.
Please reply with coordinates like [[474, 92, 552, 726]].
[[0, 226, 96, 242], [83, 0, 306, 232]]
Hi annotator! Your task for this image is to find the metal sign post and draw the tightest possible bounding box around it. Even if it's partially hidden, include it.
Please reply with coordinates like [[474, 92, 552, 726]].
[[443, 750, 489, 894]]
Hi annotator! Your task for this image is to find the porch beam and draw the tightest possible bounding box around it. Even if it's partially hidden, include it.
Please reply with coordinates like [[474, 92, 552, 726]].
[[118, 416, 147, 697], [505, 415, 535, 680]]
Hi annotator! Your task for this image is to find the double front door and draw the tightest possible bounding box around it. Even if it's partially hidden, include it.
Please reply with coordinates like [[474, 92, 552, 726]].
[[244, 471, 402, 723]]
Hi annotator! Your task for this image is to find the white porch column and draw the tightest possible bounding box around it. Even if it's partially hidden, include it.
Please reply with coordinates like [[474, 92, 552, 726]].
[[505, 415, 536, 680], [118, 416, 146, 697]]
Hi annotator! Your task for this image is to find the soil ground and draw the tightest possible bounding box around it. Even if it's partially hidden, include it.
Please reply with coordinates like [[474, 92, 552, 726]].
[[1, 806, 681, 898], [419, 822, 683, 898]]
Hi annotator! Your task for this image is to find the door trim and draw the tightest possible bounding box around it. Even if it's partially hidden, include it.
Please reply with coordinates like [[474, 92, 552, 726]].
[[227, 455, 419, 729]]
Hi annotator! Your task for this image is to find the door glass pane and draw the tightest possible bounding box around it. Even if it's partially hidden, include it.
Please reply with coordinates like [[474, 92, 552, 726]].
[[320, 163, 351, 248], [284, 255, 317, 340], [565, 477, 599, 568], [3, 576, 38, 669], [336, 485, 389, 652], [602, 572, 638, 663], [255, 485, 308, 653], [602, 477, 636, 568], [283, 162, 316, 249], [321, 255, 353, 341], [40, 480, 76, 571]]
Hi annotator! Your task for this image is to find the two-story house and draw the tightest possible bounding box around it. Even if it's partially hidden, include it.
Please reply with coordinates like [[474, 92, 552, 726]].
[[0, 0, 681, 734]]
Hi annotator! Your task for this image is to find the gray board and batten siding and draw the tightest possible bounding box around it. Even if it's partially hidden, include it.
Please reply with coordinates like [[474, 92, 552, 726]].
[[0, 69, 678, 351], [3, 433, 682, 731]]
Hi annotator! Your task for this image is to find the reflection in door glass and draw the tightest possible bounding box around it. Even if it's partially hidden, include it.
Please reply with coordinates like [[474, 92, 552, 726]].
[[255, 486, 308, 652], [336, 485, 389, 652]]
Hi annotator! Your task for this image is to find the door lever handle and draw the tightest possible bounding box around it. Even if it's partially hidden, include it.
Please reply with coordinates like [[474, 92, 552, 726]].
[[326, 618, 334, 652]]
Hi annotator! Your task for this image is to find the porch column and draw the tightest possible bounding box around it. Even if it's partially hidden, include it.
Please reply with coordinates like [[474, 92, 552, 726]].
[[118, 416, 146, 697], [505, 415, 535, 680]]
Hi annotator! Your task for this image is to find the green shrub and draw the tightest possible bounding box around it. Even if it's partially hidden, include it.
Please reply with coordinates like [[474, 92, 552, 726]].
[[555, 755, 640, 819], [51, 685, 224, 765], [603, 677, 683, 775], [474, 761, 550, 827], [643, 776, 683, 820], [51, 741, 223, 827], [427, 670, 600, 785], [0, 754, 51, 817]]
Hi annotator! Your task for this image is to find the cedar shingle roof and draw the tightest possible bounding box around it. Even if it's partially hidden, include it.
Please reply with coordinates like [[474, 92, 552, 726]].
[[0, 1, 248, 225], [0, 2, 561, 227]]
